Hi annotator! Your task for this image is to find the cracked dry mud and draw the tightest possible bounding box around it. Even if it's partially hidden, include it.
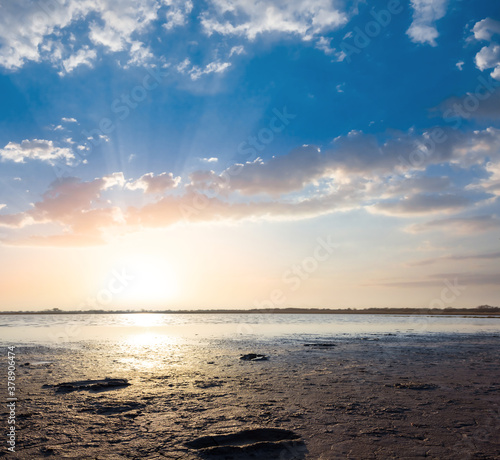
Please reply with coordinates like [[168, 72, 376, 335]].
[[1, 334, 499, 459]]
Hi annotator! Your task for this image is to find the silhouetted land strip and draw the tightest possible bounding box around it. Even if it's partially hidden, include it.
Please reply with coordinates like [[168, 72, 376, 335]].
[[1, 305, 499, 316]]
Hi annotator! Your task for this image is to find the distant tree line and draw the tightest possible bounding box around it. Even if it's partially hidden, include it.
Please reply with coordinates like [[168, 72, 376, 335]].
[[0, 305, 499, 315]]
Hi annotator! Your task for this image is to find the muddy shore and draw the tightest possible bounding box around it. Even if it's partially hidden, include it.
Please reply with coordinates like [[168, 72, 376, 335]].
[[2, 333, 499, 459]]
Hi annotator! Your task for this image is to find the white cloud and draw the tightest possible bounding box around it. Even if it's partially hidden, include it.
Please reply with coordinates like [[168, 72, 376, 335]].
[[88, 0, 161, 52], [189, 61, 231, 80], [407, 0, 448, 46], [466, 159, 500, 196], [177, 58, 191, 73], [472, 18, 500, 80], [59, 46, 97, 75], [0, 122, 498, 246], [201, 157, 219, 163], [102, 172, 126, 190], [0, 204, 6, 211], [201, 0, 348, 41], [456, 61, 464, 71], [315, 36, 345, 59], [473, 18, 500, 41], [0, 0, 353, 76], [0, 0, 181, 72], [475, 45, 500, 79], [127, 172, 181, 194], [0, 139, 75, 164], [126, 41, 154, 67], [229, 45, 245, 57], [177, 58, 232, 80], [163, 0, 193, 31], [188, 127, 500, 197], [61, 117, 78, 123]]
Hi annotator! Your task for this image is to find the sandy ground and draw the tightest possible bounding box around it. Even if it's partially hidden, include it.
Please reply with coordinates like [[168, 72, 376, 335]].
[[1, 333, 500, 459]]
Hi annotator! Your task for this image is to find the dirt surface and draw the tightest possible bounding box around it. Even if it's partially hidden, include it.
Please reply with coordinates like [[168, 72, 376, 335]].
[[1, 334, 500, 459]]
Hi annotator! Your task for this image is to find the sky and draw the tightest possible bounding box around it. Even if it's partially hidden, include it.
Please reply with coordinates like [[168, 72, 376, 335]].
[[0, 0, 499, 311]]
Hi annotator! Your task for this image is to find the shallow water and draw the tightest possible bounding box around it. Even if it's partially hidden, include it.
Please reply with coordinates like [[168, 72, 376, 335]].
[[1, 313, 499, 346]]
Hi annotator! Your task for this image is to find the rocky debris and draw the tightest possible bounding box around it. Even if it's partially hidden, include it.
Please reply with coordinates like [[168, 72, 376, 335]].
[[44, 378, 131, 393], [388, 382, 438, 390], [303, 343, 336, 348], [79, 401, 145, 416], [240, 354, 268, 361], [194, 379, 225, 389], [185, 428, 307, 459]]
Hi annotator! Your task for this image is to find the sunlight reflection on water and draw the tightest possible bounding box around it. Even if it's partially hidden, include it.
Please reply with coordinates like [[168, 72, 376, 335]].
[[0, 313, 499, 345]]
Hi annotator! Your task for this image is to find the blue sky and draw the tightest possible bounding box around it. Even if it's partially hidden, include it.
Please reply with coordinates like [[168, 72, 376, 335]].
[[0, 0, 499, 310]]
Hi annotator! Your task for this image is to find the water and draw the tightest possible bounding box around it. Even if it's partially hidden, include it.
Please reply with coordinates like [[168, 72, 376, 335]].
[[0, 313, 499, 346]]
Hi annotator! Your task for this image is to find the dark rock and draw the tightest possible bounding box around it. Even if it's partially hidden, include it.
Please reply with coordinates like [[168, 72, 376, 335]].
[[186, 428, 307, 459], [240, 353, 268, 361], [46, 378, 131, 393]]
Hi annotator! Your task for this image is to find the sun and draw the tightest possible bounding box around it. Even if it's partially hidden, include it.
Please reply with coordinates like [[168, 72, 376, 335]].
[[117, 255, 180, 306]]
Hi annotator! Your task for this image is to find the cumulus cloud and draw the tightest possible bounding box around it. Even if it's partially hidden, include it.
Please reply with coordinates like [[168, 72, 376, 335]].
[[126, 183, 365, 230], [407, 0, 448, 46], [163, 0, 193, 31], [1, 122, 499, 246], [472, 17, 500, 42], [200, 0, 348, 41], [0, 174, 125, 244], [59, 46, 97, 75], [126, 172, 181, 194], [188, 127, 500, 197], [126, 41, 155, 67], [0, 171, 365, 246], [472, 18, 500, 80], [0, 139, 75, 164], [438, 88, 500, 121], [466, 159, 500, 196], [0, 0, 183, 73], [0, 0, 353, 74]]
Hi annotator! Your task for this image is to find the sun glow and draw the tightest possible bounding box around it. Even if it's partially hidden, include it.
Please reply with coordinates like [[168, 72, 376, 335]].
[[117, 255, 180, 306], [127, 313, 163, 328]]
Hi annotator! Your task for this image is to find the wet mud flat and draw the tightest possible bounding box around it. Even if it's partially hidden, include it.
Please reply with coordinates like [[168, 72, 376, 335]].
[[1, 333, 499, 459]]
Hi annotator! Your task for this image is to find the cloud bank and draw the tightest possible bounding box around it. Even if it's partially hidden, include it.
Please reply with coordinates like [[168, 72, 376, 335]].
[[1, 124, 499, 246]]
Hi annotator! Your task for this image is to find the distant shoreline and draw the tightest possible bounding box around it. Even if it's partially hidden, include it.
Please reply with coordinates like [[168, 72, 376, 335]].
[[1, 307, 499, 316]]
